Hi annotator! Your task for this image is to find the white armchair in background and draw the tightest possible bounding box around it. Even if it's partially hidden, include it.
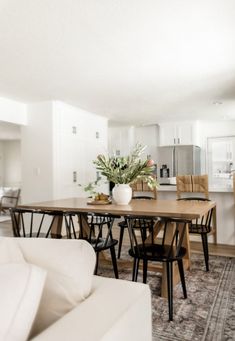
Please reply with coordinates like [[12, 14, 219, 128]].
[[0, 187, 21, 214]]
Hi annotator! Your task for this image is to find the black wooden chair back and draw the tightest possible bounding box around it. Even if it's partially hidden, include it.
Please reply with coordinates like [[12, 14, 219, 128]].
[[10, 207, 62, 238], [126, 216, 188, 261], [117, 196, 156, 259], [177, 197, 214, 271], [178, 197, 213, 233], [64, 212, 119, 278], [86, 213, 117, 250]]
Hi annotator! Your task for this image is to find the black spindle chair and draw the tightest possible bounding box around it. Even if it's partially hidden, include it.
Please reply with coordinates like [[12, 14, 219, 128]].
[[64, 212, 119, 278], [177, 197, 214, 271], [125, 215, 189, 321], [10, 207, 63, 238], [117, 196, 156, 259]]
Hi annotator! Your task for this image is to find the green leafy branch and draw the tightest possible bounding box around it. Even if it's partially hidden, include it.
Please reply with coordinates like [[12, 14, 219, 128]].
[[93, 143, 158, 189]]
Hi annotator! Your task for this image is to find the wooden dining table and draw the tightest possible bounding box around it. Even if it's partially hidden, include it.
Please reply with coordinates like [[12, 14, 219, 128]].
[[19, 197, 216, 297]]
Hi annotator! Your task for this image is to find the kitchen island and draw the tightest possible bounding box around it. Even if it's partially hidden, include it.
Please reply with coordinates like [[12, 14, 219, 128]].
[[157, 185, 235, 246]]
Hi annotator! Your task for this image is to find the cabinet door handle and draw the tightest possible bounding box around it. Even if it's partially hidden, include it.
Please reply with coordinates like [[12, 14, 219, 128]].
[[73, 171, 77, 183], [178, 138, 180, 144]]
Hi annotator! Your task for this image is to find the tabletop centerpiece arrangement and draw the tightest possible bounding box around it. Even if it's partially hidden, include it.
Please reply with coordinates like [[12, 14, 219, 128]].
[[93, 144, 158, 205]]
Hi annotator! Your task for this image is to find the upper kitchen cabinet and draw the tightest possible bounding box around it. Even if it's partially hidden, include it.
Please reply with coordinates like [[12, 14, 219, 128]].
[[108, 125, 158, 161], [159, 121, 199, 146], [108, 126, 134, 156]]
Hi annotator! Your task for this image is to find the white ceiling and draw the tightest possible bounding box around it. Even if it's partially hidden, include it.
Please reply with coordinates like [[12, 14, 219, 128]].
[[0, 0, 235, 125]]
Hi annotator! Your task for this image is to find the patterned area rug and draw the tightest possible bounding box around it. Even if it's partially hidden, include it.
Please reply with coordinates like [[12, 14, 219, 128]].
[[99, 252, 235, 341]]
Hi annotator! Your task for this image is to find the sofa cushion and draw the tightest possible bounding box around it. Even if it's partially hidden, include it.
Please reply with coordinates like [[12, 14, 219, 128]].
[[13, 238, 96, 337], [0, 237, 25, 263], [32, 276, 152, 341], [0, 238, 46, 341]]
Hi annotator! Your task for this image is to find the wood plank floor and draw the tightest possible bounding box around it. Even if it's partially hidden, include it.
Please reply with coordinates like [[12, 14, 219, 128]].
[[1, 219, 234, 257]]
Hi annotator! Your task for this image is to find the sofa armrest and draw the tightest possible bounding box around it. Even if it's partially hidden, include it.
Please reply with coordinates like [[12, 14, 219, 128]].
[[32, 276, 152, 341]]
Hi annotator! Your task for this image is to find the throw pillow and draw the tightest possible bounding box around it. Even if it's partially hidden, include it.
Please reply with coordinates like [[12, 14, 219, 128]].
[[14, 238, 96, 337], [0, 238, 47, 341], [0, 263, 46, 341]]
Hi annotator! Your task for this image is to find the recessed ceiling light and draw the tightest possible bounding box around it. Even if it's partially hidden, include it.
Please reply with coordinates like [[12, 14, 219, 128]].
[[212, 101, 223, 105]]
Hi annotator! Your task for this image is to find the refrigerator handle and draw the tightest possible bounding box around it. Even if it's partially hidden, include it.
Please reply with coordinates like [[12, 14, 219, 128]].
[[176, 147, 178, 175], [172, 147, 176, 176]]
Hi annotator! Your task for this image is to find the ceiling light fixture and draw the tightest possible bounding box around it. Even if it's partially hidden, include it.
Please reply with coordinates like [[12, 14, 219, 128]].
[[212, 101, 223, 106]]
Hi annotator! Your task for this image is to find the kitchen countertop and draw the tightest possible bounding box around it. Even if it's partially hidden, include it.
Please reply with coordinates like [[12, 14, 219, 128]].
[[158, 184, 233, 193]]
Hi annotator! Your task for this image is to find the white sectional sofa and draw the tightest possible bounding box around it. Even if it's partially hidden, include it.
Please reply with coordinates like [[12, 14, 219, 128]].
[[0, 237, 152, 341]]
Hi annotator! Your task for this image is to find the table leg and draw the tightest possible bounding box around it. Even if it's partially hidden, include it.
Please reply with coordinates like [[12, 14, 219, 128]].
[[212, 206, 217, 244], [78, 213, 90, 238], [182, 221, 191, 270], [50, 214, 64, 238]]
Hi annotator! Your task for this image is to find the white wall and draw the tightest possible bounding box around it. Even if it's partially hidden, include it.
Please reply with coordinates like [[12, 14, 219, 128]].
[[0, 142, 3, 186], [1, 141, 21, 187], [0, 97, 27, 125], [21, 102, 53, 203], [0, 122, 21, 139]]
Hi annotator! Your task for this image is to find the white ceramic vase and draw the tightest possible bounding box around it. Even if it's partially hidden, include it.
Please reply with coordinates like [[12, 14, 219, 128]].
[[112, 184, 132, 205]]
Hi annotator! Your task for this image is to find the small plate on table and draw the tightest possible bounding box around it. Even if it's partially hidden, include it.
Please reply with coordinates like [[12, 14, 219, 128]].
[[87, 199, 112, 205]]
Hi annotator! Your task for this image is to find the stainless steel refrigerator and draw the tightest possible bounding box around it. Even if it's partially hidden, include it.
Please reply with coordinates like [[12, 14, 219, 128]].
[[157, 145, 201, 184]]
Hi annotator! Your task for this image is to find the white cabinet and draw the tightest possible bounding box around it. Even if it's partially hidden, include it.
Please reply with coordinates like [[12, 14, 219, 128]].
[[108, 126, 134, 156], [159, 122, 198, 146], [53, 102, 109, 199], [108, 125, 158, 161]]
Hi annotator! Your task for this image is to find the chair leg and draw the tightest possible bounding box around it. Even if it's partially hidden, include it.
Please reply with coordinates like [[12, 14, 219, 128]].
[[177, 259, 187, 298], [143, 258, 148, 284], [117, 226, 125, 259], [132, 259, 136, 281], [94, 252, 99, 275], [110, 246, 119, 279], [135, 258, 140, 281], [132, 258, 140, 282], [166, 262, 173, 321], [201, 233, 209, 271]]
